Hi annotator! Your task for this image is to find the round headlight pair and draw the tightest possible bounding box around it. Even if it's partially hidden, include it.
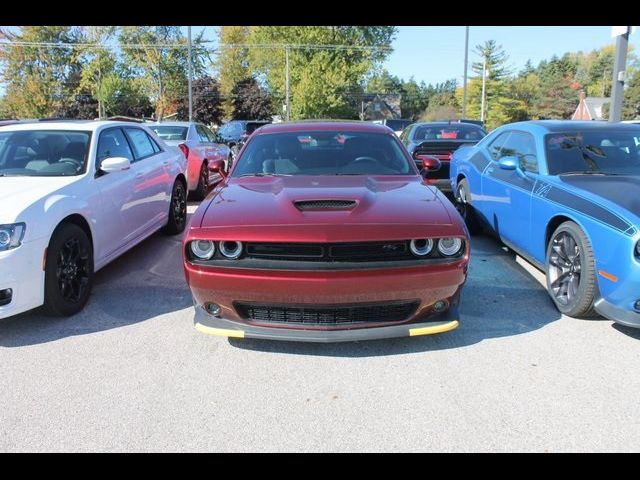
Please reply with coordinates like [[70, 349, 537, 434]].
[[410, 237, 463, 257], [190, 240, 243, 260]]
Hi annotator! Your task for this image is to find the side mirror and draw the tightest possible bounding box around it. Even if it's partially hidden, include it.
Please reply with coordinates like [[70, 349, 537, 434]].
[[100, 157, 131, 173], [498, 156, 518, 170], [210, 159, 227, 177], [415, 154, 442, 176]]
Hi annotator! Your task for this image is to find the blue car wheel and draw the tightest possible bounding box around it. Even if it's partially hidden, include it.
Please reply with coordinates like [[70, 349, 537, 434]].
[[454, 179, 482, 235], [545, 221, 598, 318]]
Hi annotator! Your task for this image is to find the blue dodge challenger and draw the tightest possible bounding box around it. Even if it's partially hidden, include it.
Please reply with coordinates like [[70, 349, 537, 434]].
[[450, 120, 640, 327]]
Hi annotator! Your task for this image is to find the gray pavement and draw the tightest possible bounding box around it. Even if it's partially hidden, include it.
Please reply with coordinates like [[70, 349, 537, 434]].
[[1, 207, 640, 452]]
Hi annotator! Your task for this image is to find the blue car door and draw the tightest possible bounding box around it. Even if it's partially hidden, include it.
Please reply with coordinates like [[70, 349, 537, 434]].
[[481, 130, 538, 252]]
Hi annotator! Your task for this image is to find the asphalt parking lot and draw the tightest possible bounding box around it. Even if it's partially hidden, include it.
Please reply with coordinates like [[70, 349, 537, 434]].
[[1, 204, 640, 452]]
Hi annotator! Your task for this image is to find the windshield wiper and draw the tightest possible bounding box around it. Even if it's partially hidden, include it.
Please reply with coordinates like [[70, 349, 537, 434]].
[[237, 173, 292, 177]]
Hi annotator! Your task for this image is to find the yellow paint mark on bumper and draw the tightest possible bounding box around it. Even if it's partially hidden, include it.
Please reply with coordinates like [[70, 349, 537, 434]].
[[195, 323, 245, 338], [409, 320, 459, 337], [598, 270, 618, 282]]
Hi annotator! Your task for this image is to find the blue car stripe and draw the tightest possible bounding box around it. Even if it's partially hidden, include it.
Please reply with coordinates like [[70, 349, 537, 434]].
[[486, 170, 635, 236]]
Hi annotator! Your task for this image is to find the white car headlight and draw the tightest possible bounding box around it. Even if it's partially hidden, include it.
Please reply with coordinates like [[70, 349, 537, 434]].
[[0, 223, 25, 251]]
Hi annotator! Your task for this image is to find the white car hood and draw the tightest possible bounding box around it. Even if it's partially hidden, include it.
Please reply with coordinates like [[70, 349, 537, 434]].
[[0, 176, 80, 223]]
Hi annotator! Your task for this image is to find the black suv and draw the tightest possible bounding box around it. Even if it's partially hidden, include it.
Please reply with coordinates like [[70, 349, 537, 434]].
[[217, 120, 271, 156]]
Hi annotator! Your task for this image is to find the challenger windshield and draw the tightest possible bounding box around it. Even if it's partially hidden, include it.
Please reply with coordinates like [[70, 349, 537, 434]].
[[233, 131, 414, 176], [546, 129, 640, 175], [0, 130, 91, 177]]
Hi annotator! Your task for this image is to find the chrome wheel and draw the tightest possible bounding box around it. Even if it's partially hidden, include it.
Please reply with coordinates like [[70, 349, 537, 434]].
[[548, 231, 581, 306]]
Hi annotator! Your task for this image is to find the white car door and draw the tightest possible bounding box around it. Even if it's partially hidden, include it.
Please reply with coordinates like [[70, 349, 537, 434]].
[[93, 127, 138, 260], [123, 127, 169, 234]]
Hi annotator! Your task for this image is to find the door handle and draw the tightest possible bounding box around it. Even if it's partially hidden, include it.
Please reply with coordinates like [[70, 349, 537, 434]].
[[163, 161, 169, 166], [487, 167, 494, 173], [135, 173, 144, 179]]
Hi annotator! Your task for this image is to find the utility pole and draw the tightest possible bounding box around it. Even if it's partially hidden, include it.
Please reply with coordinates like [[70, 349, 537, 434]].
[[462, 26, 469, 118], [480, 56, 487, 122], [187, 25, 193, 122], [610, 26, 631, 122], [285, 46, 290, 121]]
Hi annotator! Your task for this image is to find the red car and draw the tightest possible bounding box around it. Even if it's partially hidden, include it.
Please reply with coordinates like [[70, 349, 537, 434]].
[[183, 121, 470, 342]]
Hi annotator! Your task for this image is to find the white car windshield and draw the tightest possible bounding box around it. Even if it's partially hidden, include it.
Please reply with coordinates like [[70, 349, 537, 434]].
[[0, 130, 91, 177]]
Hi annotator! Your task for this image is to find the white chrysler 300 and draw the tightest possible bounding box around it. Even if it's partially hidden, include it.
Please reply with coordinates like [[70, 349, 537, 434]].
[[0, 120, 188, 319]]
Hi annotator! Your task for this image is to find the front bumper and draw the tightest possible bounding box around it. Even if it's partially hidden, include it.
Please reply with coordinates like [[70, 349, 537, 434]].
[[193, 303, 460, 342], [594, 298, 640, 328], [185, 259, 467, 342], [0, 239, 46, 319]]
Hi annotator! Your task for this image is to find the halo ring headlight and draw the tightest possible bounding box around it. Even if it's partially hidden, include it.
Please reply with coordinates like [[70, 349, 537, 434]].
[[219, 240, 243, 259], [437, 238, 463, 257], [410, 238, 434, 256], [190, 240, 215, 260]]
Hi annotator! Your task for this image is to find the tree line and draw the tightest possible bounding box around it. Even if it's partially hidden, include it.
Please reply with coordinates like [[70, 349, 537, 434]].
[[1, 27, 639, 129]]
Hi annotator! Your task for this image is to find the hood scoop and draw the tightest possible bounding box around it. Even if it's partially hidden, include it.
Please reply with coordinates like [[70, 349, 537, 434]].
[[293, 199, 357, 211]]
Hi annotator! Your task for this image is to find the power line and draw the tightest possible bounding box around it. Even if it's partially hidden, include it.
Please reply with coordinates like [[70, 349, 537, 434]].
[[0, 41, 392, 52]]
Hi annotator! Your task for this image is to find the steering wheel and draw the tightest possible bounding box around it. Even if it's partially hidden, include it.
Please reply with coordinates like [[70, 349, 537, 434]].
[[59, 158, 83, 170], [352, 156, 379, 164]]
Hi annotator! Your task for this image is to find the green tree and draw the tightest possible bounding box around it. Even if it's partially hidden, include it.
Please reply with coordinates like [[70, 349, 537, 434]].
[[119, 26, 208, 120], [248, 26, 396, 119], [0, 26, 85, 118], [469, 40, 511, 129], [78, 26, 117, 119], [215, 26, 252, 118], [533, 72, 580, 119], [623, 69, 640, 119]]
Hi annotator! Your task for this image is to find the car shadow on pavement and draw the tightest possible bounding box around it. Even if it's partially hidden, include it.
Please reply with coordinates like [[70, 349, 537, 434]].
[[228, 236, 565, 357], [0, 208, 196, 348]]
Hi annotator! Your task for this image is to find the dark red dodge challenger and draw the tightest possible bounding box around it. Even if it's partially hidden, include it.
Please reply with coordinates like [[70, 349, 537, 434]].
[[183, 121, 469, 342]]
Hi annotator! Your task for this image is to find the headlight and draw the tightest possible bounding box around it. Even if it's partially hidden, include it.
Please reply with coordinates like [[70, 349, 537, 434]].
[[410, 238, 434, 256], [437, 237, 463, 257], [0, 223, 25, 251], [219, 240, 243, 259], [190, 240, 215, 259]]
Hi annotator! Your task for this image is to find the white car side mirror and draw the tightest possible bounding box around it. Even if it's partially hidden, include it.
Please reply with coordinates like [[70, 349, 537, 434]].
[[100, 157, 131, 173]]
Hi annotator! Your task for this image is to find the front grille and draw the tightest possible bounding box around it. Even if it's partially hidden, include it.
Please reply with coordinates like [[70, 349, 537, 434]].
[[415, 141, 470, 156], [235, 300, 419, 326], [294, 200, 357, 211], [245, 241, 412, 262]]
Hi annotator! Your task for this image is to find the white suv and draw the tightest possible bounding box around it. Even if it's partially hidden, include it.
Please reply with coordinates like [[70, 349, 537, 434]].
[[0, 120, 188, 319]]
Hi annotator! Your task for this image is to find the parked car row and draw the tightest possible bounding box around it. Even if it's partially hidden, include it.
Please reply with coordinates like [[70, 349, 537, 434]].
[[2, 117, 640, 341]]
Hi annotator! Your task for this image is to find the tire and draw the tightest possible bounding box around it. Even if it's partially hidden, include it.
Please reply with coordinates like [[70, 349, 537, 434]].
[[454, 178, 482, 235], [43, 223, 94, 317], [545, 221, 597, 318], [193, 162, 209, 201], [163, 179, 187, 235]]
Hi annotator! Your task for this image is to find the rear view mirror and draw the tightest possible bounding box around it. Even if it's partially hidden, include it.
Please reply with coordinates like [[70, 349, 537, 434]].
[[210, 159, 227, 177], [415, 154, 442, 177], [498, 156, 518, 170], [100, 157, 131, 173]]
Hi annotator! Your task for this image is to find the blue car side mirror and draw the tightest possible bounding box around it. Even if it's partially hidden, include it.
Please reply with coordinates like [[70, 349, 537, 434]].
[[498, 156, 518, 170]]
